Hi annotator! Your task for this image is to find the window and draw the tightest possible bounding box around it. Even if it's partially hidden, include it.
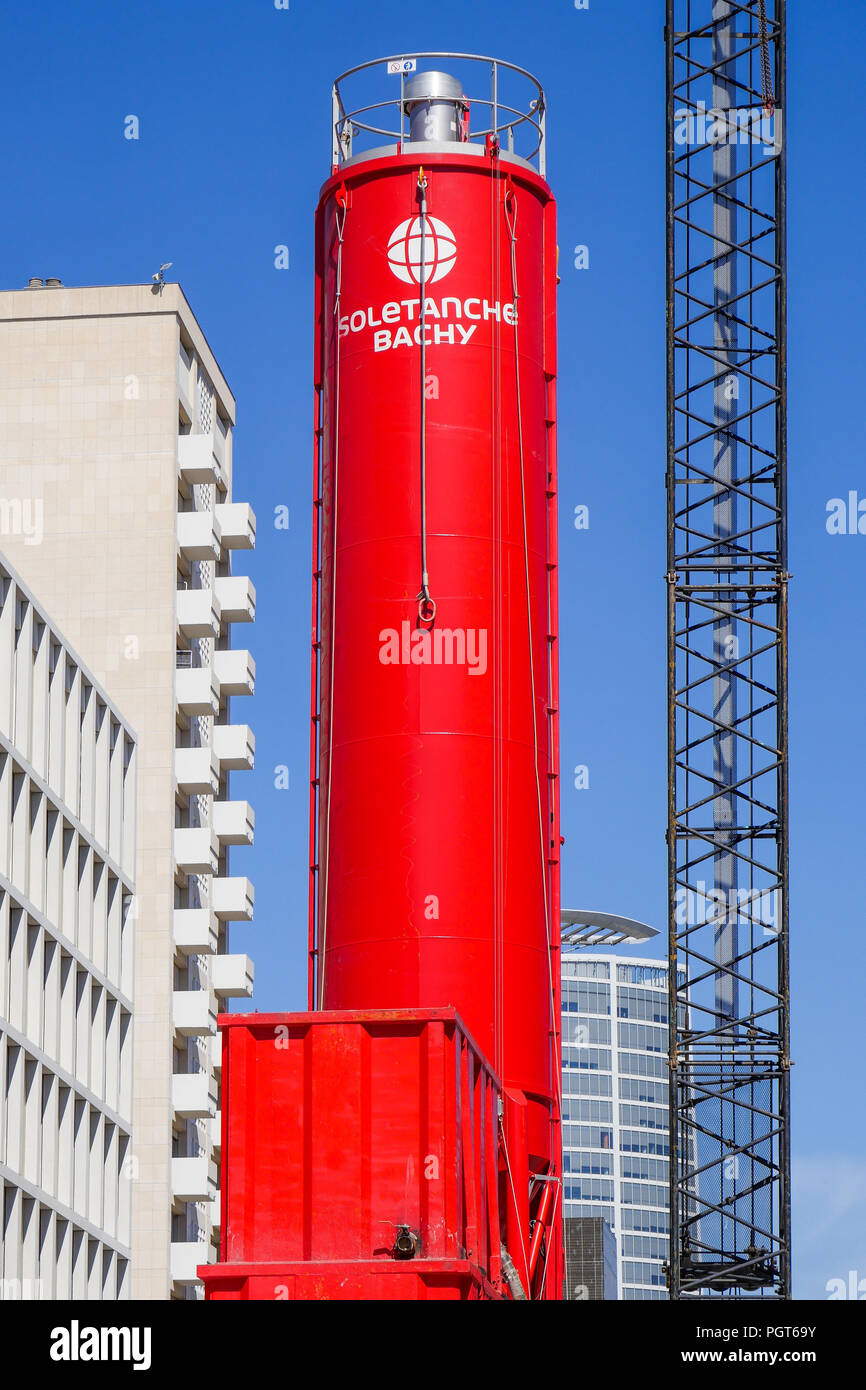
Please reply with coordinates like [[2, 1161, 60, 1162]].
[[623, 1261, 666, 1287], [563, 1151, 613, 1177], [563, 1124, 614, 1150], [563, 1015, 610, 1046], [562, 982, 610, 1015], [616, 987, 668, 1023], [619, 1050, 667, 1079], [617, 964, 667, 987], [619, 1076, 668, 1104], [617, 1022, 667, 1053], [621, 1155, 669, 1182], [619, 1103, 668, 1131], [562, 1098, 613, 1124], [563, 959, 610, 980], [620, 1129, 669, 1156], [622, 1235, 668, 1260], [621, 1182, 668, 1209], [564, 1178, 614, 1202], [562, 1046, 611, 1072], [622, 1208, 669, 1234], [564, 1070, 612, 1097]]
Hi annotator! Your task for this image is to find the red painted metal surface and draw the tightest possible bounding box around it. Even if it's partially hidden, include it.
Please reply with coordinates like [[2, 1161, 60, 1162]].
[[200, 1261, 494, 1302], [211, 131, 564, 1302], [309, 149, 562, 1285], [200, 1009, 504, 1300]]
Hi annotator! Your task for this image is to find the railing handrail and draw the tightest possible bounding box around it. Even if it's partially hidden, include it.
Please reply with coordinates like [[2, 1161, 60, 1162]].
[[330, 52, 546, 176]]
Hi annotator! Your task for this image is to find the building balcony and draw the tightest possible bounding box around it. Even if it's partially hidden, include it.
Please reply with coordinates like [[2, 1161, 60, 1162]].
[[176, 587, 221, 639], [177, 434, 219, 485], [174, 745, 219, 796], [173, 990, 217, 1037], [211, 876, 254, 922], [170, 1242, 204, 1286], [211, 800, 254, 846], [209, 1033, 223, 1072], [172, 1073, 217, 1119], [210, 952, 254, 1000], [210, 1115, 222, 1153], [173, 907, 216, 954], [213, 574, 255, 624], [175, 665, 219, 717], [177, 510, 221, 562], [212, 723, 254, 771], [213, 648, 255, 697], [171, 1157, 211, 1203], [214, 502, 255, 550], [174, 826, 219, 875]]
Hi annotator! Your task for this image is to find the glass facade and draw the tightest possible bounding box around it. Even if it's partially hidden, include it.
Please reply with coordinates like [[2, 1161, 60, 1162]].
[[561, 953, 678, 1300]]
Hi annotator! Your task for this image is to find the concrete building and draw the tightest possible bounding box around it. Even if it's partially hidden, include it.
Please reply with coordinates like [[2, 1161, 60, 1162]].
[[0, 553, 136, 1298], [563, 1216, 617, 1300], [560, 911, 676, 1299], [0, 281, 256, 1299]]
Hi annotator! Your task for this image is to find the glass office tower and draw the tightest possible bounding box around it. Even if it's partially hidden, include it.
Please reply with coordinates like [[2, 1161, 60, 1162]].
[[560, 912, 679, 1299]]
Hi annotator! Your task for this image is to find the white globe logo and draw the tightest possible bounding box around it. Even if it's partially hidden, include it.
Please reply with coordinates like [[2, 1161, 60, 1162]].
[[387, 216, 457, 285]]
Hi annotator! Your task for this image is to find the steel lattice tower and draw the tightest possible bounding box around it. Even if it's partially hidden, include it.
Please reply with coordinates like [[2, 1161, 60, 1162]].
[[665, 0, 790, 1298]]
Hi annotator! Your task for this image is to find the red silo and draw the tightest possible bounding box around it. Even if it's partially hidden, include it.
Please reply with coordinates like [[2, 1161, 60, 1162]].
[[204, 56, 563, 1302], [310, 58, 562, 1291]]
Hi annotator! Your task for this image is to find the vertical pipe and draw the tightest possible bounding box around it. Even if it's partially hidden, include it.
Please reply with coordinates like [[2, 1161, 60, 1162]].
[[502, 1089, 530, 1296], [308, 389, 321, 1010], [309, 204, 326, 1010], [527, 1176, 553, 1285], [543, 189, 562, 1299], [485, 1078, 503, 1290]]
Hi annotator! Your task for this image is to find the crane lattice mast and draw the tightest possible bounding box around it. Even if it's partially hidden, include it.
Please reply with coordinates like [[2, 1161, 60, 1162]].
[[666, 0, 790, 1298]]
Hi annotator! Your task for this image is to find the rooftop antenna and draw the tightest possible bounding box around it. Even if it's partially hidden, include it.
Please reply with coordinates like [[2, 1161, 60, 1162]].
[[152, 262, 173, 293]]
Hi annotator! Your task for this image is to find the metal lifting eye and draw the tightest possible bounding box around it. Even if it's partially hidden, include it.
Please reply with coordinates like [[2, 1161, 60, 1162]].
[[418, 595, 436, 625]]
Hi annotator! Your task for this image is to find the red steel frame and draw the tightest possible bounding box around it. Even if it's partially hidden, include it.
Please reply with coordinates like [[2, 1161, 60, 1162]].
[[200, 1009, 505, 1301]]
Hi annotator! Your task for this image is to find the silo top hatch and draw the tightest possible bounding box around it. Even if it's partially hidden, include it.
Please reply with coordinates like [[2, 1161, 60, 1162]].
[[329, 52, 547, 176]]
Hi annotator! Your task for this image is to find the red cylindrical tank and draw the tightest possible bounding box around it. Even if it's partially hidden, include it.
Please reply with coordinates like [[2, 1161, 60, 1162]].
[[311, 138, 560, 1181]]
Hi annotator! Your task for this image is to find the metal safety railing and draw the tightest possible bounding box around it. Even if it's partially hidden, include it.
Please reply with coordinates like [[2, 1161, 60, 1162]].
[[330, 52, 546, 176]]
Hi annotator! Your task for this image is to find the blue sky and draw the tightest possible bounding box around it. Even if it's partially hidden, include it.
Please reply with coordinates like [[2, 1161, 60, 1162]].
[[3, 0, 864, 1300]]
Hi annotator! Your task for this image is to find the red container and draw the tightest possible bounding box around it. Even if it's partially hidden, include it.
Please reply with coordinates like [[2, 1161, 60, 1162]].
[[311, 145, 561, 1182], [200, 1009, 504, 1300]]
